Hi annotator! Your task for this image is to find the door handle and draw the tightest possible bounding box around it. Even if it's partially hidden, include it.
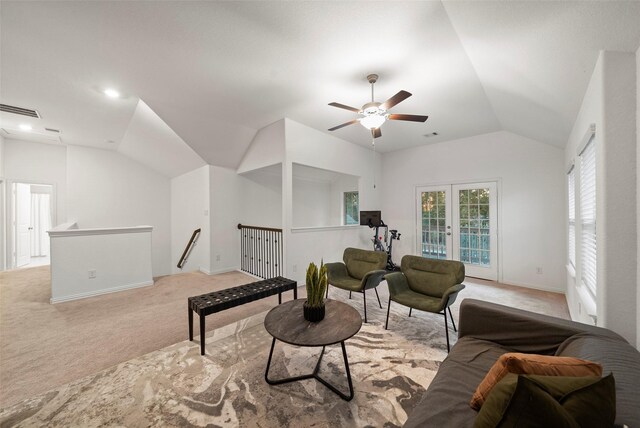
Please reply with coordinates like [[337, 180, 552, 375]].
[[446, 232, 451, 236], [28, 227, 34, 230]]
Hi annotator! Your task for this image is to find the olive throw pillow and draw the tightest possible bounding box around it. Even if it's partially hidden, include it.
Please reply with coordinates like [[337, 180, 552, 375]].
[[474, 373, 616, 428], [470, 353, 603, 410]]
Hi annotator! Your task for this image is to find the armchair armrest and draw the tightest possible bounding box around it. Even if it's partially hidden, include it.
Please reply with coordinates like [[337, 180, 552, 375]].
[[361, 269, 387, 290], [457, 299, 625, 355], [385, 272, 410, 296], [326, 262, 349, 283], [439, 283, 465, 310]]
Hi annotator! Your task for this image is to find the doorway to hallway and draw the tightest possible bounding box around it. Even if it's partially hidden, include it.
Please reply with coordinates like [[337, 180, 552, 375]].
[[11, 182, 54, 269]]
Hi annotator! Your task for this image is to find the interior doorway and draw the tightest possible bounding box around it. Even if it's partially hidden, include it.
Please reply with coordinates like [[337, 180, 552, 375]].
[[11, 182, 54, 269], [416, 181, 499, 281]]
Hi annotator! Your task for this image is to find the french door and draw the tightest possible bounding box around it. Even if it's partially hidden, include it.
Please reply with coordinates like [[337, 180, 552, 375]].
[[416, 182, 498, 280]]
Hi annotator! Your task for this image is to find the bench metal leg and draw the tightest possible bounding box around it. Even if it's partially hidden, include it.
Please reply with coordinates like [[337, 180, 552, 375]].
[[294, 286, 298, 300], [200, 314, 206, 356], [278, 292, 282, 304], [188, 305, 193, 341], [409, 308, 412, 317]]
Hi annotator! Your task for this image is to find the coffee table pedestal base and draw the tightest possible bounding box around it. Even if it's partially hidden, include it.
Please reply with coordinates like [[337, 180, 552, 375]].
[[264, 338, 354, 401]]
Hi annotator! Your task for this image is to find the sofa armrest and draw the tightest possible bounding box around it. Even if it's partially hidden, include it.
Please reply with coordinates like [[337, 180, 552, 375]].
[[361, 269, 387, 290], [457, 299, 624, 355], [385, 272, 410, 296]]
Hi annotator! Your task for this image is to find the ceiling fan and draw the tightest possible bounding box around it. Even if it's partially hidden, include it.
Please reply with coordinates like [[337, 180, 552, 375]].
[[328, 74, 429, 139]]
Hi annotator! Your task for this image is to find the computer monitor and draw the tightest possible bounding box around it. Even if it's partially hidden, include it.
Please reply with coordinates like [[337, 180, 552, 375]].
[[359, 211, 382, 227]]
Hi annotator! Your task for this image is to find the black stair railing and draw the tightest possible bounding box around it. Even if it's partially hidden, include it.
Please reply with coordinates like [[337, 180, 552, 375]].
[[237, 224, 283, 279], [177, 228, 201, 269]]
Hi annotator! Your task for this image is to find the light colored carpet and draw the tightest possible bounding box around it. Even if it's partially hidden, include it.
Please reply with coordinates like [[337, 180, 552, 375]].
[[0, 283, 568, 427], [0, 266, 296, 408], [0, 265, 568, 414]]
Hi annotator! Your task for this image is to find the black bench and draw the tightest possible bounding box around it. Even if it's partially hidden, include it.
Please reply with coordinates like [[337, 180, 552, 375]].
[[188, 276, 298, 355]]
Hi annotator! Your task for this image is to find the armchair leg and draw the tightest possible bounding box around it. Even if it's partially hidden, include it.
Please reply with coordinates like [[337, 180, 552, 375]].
[[374, 288, 382, 309], [443, 310, 450, 353], [326, 285, 329, 299], [349, 291, 352, 299], [448, 306, 457, 332], [385, 299, 391, 330], [409, 308, 412, 317], [363, 289, 367, 323]]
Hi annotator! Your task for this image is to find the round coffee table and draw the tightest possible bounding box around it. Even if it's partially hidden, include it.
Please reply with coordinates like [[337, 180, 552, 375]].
[[263, 299, 362, 401]]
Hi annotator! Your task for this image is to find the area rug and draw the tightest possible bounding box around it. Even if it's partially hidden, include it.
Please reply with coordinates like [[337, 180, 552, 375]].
[[0, 289, 450, 427]]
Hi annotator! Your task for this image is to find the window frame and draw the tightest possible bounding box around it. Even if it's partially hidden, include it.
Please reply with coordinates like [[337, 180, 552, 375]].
[[343, 191, 359, 225], [578, 133, 596, 297]]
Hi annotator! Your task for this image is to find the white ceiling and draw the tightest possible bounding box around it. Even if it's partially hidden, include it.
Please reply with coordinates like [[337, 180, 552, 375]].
[[1, 1, 639, 170]]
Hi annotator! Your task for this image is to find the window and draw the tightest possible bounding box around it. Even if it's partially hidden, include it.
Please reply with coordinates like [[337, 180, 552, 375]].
[[579, 136, 596, 295], [567, 165, 576, 268], [343, 191, 359, 225]]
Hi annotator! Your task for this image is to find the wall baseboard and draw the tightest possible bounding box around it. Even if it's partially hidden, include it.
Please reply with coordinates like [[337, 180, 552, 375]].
[[50, 280, 154, 304], [500, 279, 566, 295], [200, 266, 242, 276]]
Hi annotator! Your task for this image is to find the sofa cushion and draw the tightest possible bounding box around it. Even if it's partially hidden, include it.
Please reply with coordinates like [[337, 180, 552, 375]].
[[556, 333, 640, 427], [404, 337, 512, 428], [476, 373, 615, 428], [470, 353, 602, 410]]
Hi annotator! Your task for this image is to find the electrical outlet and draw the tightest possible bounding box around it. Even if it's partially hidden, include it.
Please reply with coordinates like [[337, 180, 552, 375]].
[[292, 264, 297, 273], [536, 267, 543, 275], [216, 254, 221, 262], [88, 270, 97, 279]]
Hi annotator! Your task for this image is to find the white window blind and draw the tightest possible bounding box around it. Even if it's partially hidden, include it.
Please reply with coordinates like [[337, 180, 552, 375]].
[[579, 136, 596, 295], [567, 166, 576, 268]]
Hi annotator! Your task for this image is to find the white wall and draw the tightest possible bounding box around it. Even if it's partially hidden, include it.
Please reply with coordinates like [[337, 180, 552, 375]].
[[330, 175, 359, 225], [292, 177, 332, 228], [284, 119, 382, 284], [171, 165, 210, 274], [565, 51, 637, 346], [209, 165, 243, 274], [382, 130, 565, 292], [637, 46, 640, 349], [66, 145, 171, 276], [237, 119, 285, 174], [49, 225, 153, 303], [3, 139, 67, 225], [0, 134, 5, 271], [239, 164, 283, 229]]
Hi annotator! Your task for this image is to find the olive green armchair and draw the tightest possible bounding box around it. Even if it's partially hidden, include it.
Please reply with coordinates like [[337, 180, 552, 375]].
[[326, 247, 388, 323], [385, 255, 465, 352]]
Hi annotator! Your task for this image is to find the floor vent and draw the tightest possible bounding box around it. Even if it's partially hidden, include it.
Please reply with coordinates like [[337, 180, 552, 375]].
[[0, 103, 41, 118]]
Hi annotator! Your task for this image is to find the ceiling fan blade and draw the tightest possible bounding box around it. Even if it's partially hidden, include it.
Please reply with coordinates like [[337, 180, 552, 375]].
[[372, 127, 382, 138], [328, 119, 359, 131], [380, 90, 412, 110], [388, 113, 429, 122], [328, 102, 361, 113]]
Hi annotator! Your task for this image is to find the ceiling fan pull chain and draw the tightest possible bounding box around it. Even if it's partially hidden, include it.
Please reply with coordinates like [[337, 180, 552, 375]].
[[372, 138, 376, 189]]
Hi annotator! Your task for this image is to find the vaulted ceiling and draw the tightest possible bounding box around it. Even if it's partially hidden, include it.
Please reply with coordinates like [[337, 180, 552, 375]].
[[1, 1, 640, 172]]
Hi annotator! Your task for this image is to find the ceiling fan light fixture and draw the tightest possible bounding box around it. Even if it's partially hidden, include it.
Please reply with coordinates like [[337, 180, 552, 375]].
[[360, 114, 386, 130]]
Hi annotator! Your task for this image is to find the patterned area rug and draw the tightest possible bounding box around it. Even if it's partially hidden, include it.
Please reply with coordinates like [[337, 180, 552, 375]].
[[0, 288, 450, 427]]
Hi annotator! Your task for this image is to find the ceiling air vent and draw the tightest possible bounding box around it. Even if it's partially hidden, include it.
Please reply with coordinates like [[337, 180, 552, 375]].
[[0, 103, 41, 118], [45, 127, 61, 133]]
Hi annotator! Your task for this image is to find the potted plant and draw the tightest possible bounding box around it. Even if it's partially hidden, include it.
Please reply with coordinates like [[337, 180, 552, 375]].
[[304, 260, 327, 322]]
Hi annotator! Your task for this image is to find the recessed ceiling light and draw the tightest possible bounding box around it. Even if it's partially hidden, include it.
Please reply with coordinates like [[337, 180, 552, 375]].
[[19, 124, 32, 131], [104, 88, 120, 98]]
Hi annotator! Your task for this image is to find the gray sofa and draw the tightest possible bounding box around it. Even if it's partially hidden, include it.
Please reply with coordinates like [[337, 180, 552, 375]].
[[404, 298, 640, 427]]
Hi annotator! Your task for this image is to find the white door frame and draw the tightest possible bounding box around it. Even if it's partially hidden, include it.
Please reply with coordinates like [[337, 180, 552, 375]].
[[414, 178, 502, 282], [6, 180, 57, 269]]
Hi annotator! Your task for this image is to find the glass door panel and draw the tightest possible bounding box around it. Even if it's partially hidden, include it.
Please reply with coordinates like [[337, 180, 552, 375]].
[[416, 186, 452, 260], [452, 182, 498, 280]]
